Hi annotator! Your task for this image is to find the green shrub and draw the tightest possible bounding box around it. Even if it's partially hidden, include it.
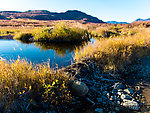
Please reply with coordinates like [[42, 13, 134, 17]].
[[14, 33, 33, 42], [33, 23, 90, 42]]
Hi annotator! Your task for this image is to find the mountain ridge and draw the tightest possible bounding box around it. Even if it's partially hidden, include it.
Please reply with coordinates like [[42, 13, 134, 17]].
[[135, 18, 150, 22], [0, 10, 104, 23], [107, 21, 129, 24]]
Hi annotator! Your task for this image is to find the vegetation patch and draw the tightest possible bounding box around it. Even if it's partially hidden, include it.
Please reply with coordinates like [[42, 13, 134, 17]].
[[0, 59, 73, 112], [33, 23, 90, 42], [14, 33, 33, 42], [74, 28, 150, 73]]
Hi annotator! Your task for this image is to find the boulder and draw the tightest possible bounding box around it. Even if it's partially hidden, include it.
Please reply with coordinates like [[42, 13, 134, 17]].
[[71, 81, 89, 97], [122, 100, 140, 110], [124, 88, 134, 94]]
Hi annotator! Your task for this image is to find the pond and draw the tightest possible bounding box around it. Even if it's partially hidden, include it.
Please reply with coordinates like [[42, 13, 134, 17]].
[[0, 39, 93, 68]]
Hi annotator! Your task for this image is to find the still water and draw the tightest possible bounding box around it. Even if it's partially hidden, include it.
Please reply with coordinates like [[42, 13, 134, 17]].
[[0, 39, 82, 68], [0, 39, 95, 68]]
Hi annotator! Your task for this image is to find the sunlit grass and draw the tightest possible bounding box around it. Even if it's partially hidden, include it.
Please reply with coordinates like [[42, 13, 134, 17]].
[[74, 28, 150, 72], [33, 23, 90, 42], [0, 59, 73, 112]]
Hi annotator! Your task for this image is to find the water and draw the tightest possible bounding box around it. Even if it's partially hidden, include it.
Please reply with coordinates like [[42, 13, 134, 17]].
[[0, 39, 85, 68]]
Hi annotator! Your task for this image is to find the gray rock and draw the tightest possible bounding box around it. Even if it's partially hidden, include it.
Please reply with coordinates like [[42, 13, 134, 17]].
[[121, 94, 126, 99], [121, 94, 132, 100], [117, 91, 122, 95], [112, 83, 125, 89], [71, 81, 89, 97], [95, 108, 103, 113], [110, 96, 119, 101], [118, 89, 123, 92], [122, 100, 140, 110], [124, 88, 134, 94], [106, 93, 110, 98]]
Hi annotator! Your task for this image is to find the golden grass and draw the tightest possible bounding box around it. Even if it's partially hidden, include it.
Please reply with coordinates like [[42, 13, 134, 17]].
[[74, 28, 150, 72], [0, 59, 72, 111]]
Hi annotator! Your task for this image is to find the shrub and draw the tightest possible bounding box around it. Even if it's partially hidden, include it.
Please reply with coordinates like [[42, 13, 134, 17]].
[[14, 33, 33, 42], [33, 23, 90, 42]]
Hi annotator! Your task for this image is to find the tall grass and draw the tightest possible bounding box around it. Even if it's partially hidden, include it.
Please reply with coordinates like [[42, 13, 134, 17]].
[[91, 26, 138, 38], [0, 59, 72, 112], [33, 23, 90, 42], [74, 28, 150, 72], [14, 33, 33, 42], [12, 23, 90, 43]]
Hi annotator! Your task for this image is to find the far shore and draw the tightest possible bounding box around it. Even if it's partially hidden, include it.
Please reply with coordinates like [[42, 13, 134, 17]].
[[0, 35, 13, 39]]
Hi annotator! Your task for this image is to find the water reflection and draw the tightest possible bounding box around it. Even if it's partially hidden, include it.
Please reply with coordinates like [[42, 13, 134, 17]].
[[34, 42, 85, 56], [0, 39, 89, 68]]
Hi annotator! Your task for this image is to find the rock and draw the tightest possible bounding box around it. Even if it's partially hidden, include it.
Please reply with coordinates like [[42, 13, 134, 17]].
[[121, 94, 132, 100], [117, 91, 122, 95], [71, 81, 89, 97], [124, 88, 134, 94], [110, 96, 119, 101], [118, 89, 123, 92], [111, 89, 117, 95], [122, 100, 140, 110], [106, 93, 110, 98], [112, 83, 125, 89], [95, 108, 103, 113]]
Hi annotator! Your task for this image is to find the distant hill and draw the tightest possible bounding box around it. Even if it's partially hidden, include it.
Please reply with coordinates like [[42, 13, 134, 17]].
[[135, 18, 150, 22], [107, 21, 128, 24], [0, 10, 104, 23]]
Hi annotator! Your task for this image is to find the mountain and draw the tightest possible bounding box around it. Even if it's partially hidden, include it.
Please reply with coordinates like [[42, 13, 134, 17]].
[[0, 10, 104, 23], [135, 18, 150, 22], [107, 21, 128, 24]]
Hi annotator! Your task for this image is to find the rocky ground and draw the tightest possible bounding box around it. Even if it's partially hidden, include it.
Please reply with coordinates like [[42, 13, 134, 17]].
[[125, 55, 150, 113], [60, 58, 149, 113]]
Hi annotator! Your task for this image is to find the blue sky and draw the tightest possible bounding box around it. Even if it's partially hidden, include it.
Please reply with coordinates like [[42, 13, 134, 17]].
[[0, 0, 150, 22]]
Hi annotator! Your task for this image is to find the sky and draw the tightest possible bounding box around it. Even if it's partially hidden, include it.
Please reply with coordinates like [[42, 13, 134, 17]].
[[0, 0, 150, 22]]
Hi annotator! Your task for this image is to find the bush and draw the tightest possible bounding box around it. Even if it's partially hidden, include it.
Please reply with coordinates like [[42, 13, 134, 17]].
[[14, 33, 33, 42], [33, 23, 90, 42]]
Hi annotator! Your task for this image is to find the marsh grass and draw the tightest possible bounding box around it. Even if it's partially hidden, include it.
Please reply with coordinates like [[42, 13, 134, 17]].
[[33, 23, 90, 42], [11, 22, 90, 43], [0, 59, 73, 112], [91, 26, 138, 38], [74, 28, 150, 73], [14, 32, 33, 42]]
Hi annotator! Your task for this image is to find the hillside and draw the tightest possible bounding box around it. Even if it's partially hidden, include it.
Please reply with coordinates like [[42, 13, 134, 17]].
[[0, 10, 104, 23]]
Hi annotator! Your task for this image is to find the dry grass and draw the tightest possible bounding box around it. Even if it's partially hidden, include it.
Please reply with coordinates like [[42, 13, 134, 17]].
[[0, 59, 72, 112], [74, 28, 150, 72]]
